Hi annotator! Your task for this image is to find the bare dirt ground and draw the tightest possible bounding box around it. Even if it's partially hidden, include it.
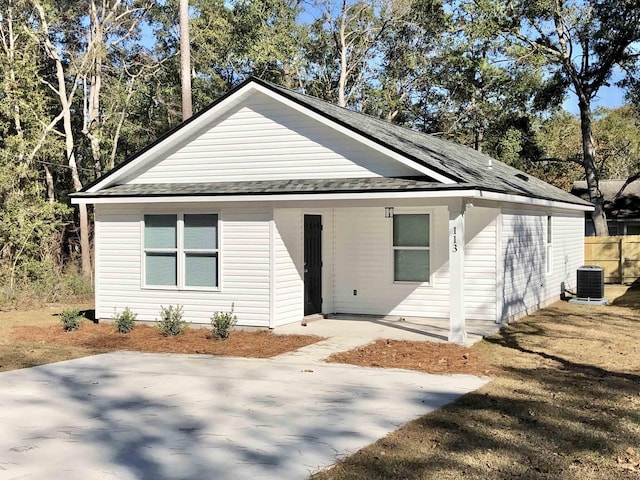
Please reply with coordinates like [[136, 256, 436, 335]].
[[327, 339, 496, 376], [0, 306, 321, 371], [12, 322, 322, 358], [313, 285, 640, 480]]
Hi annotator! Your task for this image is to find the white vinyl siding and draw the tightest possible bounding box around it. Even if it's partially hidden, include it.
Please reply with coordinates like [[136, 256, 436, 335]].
[[549, 212, 584, 294], [499, 209, 583, 322], [333, 206, 450, 318], [272, 207, 335, 324], [122, 92, 420, 185], [464, 206, 499, 322], [95, 204, 270, 327], [273, 209, 303, 326], [501, 210, 547, 320]]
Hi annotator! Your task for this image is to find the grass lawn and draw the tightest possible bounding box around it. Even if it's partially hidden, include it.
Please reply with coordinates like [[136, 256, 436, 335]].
[[313, 285, 640, 480], [1, 288, 639, 479]]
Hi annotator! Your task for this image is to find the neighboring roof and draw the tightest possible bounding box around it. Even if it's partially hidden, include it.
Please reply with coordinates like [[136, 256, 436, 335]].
[[73, 177, 475, 198], [77, 77, 592, 207], [571, 180, 640, 219]]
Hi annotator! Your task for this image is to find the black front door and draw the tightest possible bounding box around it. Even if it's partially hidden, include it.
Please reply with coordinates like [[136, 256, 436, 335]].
[[304, 215, 322, 315]]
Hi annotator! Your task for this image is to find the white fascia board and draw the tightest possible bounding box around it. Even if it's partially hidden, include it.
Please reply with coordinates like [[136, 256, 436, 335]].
[[72, 189, 593, 211], [475, 191, 594, 212], [72, 190, 481, 204], [86, 86, 258, 193], [250, 84, 456, 184]]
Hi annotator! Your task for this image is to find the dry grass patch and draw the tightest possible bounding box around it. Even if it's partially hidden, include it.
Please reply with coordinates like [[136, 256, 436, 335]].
[[313, 285, 640, 480], [0, 304, 96, 371], [11, 321, 321, 358], [327, 339, 496, 376]]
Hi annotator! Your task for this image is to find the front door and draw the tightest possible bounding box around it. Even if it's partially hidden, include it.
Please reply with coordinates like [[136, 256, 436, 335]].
[[304, 215, 322, 315]]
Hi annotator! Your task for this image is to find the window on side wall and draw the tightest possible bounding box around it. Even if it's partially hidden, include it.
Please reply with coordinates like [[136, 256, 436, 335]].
[[546, 215, 552, 274], [393, 213, 430, 283], [144, 214, 219, 289]]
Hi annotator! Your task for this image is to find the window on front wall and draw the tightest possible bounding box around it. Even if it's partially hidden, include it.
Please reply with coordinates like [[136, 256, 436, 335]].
[[393, 213, 430, 282], [144, 214, 219, 289]]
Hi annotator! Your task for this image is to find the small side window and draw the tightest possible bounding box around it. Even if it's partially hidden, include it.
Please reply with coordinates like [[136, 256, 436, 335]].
[[546, 216, 552, 274]]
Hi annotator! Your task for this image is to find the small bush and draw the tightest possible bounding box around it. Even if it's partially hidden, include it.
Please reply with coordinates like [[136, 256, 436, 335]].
[[156, 304, 187, 336], [211, 303, 237, 340], [114, 307, 137, 334], [60, 308, 85, 332]]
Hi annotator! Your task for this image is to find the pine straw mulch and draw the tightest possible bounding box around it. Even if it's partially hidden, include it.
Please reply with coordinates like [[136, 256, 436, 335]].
[[10, 321, 323, 358], [326, 338, 497, 376]]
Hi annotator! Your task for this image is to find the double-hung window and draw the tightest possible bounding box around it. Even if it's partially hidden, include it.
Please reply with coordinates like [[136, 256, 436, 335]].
[[546, 215, 553, 274], [144, 214, 219, 289], [393, 213, 430, 283]]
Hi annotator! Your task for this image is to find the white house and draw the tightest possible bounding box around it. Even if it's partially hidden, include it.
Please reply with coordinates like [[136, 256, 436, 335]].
[[71, 78, 593, 343]]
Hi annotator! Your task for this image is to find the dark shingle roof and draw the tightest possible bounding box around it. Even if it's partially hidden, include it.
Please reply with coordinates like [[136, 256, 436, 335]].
[[77, 77, 592, 207], [73, 177, 478, 197], [258, 79, 590, 206], [571, 180, 640, 219]]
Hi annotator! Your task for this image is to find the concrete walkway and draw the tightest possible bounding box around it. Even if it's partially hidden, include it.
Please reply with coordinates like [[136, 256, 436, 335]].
[[0, 348, 490, 479]]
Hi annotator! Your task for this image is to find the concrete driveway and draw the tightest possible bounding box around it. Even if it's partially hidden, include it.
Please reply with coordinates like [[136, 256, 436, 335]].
[[0, 350, 489, 479]]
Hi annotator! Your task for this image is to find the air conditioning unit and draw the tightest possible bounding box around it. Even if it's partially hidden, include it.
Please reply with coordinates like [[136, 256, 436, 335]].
[[576, 266, 604, 299]]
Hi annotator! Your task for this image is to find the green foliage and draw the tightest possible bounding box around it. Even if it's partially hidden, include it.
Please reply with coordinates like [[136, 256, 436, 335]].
[[114, 307, 137, 334], [0, 265, 93, 309], [156, 305, 187, 337], [210, 303, 237, 340], [60, 308, 85, 332]]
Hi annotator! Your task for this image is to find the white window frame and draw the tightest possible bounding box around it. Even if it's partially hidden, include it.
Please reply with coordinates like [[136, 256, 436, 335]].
[[142, 212, 221, 291], [391, 208, 432, 285], [546, 215, 553, 275]]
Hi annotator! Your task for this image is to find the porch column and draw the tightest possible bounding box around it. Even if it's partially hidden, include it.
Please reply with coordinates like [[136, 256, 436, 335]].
[[448, 202, 466, 344]]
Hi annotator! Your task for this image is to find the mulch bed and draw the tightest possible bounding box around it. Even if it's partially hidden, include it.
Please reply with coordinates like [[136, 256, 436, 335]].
[[11, 322, 323, 358], [326, 338, 497, 376]]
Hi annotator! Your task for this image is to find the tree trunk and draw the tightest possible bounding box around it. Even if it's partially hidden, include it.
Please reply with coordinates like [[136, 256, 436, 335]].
[[35, 1, 92, 276], [44, 165, 55, 202], [180, 0, 193, 121], [579, 98, 608, 236], [337, 0, 348, 108]]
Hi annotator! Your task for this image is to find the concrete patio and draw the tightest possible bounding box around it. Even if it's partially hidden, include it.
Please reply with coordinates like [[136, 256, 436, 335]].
[[275, 314, 503, 346]]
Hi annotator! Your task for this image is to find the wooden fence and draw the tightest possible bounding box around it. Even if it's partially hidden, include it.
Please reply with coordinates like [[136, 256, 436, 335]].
[[584, 235, 640, 284]]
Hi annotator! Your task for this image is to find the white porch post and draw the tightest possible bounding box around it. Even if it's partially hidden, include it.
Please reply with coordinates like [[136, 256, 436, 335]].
[[448, 201, 466, 344]]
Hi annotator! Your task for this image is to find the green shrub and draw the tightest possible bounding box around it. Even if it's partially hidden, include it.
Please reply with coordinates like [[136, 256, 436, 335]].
[[114, 307, 137, 334], [156, 304, 187, 336], [210, 303, 237, 340], [60, 308, 85, 332]]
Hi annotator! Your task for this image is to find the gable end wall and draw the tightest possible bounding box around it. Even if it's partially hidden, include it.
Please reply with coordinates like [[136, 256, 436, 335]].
[[122, 92, 420, 185]]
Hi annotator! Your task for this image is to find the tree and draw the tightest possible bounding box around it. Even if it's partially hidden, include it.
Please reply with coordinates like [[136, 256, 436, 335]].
[[480, 0, 640, 235], [29, 0, 155, 276], [305, 0, 411, 108], [363, 0, 449, 124], [179, 0, 193, 120], [593, 105, 640, 184]]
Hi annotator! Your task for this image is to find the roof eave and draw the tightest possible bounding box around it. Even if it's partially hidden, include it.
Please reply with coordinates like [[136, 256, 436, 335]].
[[71, 189, 594, 211]]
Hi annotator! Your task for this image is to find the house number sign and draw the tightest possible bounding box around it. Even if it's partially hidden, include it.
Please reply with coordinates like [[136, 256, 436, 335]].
[[452, 226, 458, 252]]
